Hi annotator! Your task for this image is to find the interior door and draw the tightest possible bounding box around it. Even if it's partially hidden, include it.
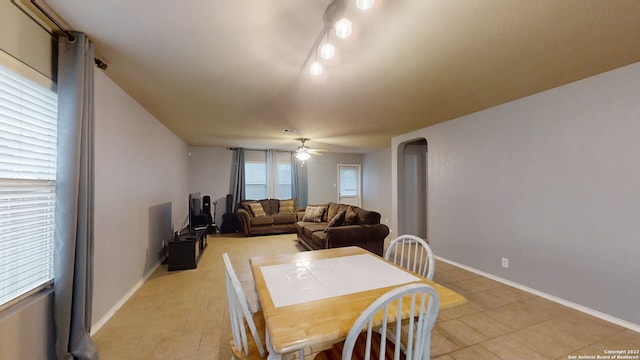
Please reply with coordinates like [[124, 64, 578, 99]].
[[337, 164, 361, 207]]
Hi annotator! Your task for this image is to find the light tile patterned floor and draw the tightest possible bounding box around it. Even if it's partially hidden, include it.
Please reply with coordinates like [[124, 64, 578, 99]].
[[93, 233, 640, 359]]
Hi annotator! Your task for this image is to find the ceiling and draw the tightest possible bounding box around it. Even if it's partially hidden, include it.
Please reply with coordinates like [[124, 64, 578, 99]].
[[43, 0, 640, 153]]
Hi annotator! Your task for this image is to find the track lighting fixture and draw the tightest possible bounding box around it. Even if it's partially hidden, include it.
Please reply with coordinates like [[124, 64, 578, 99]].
[[308, 0, 375, 78]]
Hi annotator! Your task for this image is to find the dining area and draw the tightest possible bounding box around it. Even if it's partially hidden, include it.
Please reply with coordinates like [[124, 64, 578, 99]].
[[91, 232, 639, 359], [224, 235, 467, 360]]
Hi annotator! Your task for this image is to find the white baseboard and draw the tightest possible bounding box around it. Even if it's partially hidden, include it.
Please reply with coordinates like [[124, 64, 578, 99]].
[[435, 256, 640, 333], [90, 256, 165, 336]]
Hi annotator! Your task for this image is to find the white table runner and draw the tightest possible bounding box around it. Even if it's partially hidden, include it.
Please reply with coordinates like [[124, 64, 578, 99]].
[[260, 253, 420, 308]]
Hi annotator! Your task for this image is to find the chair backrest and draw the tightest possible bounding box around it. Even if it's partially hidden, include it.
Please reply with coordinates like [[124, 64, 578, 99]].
[[384, 235, 435, 280], [222, 252, 266, 357], [342, 283, 440, 360]]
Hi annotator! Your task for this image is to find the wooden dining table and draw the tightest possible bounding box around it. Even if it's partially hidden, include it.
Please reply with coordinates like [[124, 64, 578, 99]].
[[249, 246, 467, 359]]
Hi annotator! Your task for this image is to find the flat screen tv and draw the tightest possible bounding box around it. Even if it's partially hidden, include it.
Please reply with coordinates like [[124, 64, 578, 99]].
[[188, 192, 208, 233]]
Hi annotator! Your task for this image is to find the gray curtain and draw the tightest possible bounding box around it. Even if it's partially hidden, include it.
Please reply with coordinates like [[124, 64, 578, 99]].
[[54, 32, 98, 360], [292, 157, 308, 208], [230, 148, 245, 212]]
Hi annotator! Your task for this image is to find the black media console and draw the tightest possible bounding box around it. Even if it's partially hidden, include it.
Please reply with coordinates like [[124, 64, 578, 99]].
[[167, 227, 208, 271]]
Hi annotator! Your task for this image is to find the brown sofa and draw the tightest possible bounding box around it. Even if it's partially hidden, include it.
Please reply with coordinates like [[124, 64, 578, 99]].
[[296, 202, 389, 256], [236, 199, 304, 236]]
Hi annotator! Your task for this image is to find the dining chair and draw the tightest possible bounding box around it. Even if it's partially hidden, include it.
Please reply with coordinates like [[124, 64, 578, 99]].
[[315, 283, 441, 360], [223, 252, 266, 359], [384, 235, 435, 280], [223, 253, 306, 360]]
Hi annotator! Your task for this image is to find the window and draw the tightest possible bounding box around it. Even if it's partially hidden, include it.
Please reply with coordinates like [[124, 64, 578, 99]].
[[244, 151, 293, 200], [245, 161, 266, 200], [0, 53, 57, 308]]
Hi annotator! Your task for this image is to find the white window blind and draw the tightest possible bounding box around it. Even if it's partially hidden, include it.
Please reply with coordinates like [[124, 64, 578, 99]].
[[244, 151, 293, 200], [0, 55, 57, 307], [245, 161, 267, 200]]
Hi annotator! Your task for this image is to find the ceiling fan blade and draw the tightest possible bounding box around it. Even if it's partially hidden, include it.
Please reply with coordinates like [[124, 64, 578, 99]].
[[308, 149, 326, 155]]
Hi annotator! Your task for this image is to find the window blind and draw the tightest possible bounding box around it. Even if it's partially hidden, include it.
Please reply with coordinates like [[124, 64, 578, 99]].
[[0, 58, 57, 307]]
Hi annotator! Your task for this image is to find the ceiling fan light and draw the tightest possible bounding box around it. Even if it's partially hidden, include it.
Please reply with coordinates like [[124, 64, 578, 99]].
[[310, 61, 323, 76], [356, 0, 375, 10], [320, 43, 336, 60], [296, 151, 311, 161], [335, 18, 352, 39]]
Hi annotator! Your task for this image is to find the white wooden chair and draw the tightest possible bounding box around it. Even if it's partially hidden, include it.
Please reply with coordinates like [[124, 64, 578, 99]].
[[384, 235, 435, 280], [315, 283, 440, 360], [223, 252, 266, 359], [223, 253, 306, 360]]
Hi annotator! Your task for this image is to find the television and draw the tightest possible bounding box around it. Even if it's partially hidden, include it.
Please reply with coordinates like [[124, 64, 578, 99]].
[[188, 192, 208, 233]]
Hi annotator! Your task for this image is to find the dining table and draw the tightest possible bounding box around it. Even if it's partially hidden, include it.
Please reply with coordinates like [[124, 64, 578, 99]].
[[249, 246, 467, 360]]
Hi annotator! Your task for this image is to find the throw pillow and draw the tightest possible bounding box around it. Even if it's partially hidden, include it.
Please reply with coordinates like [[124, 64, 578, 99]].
[[324, 210, 346, 232], [279, 198, 296, 214], [325, 203, 342, 223], [343, 206, 359, 225], [240, 201, 255, 213], [248, 202, 267, 217], [302, 205, 326, 223]]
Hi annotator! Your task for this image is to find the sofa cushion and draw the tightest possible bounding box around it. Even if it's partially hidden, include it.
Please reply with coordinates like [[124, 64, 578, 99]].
[[325, 203, 340, 223], [324, 210, 345, 232], [279, 198, 296, 214], [310, 231, 327, 249], [303, 223, 327, 238], [343, 206, 359, 225], [248, 202, 267, 217], [302, 205, 327, 222], [296, 221, 319, 234], [249, 215, 274, 226], [355, 207, 381, 225], [264, 199, 279, 215], [273, 213, 296, 225], [240, 200, 257, 213]]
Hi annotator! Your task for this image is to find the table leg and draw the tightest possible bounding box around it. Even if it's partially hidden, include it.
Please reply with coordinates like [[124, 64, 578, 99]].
[[265, 325, 282, 360]]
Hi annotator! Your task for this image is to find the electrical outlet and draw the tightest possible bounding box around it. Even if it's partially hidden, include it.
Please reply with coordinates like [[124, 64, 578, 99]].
[[501, 257, 509, 269]]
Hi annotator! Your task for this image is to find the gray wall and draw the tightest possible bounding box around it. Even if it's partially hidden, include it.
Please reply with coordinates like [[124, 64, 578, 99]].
[[392, 62, 640, 326], [362, 148, 392, 230], [307, 153, 364, 204], [0, 1, 53, 78], [93, 70, 189, 327], [187, 146, 233, 225]]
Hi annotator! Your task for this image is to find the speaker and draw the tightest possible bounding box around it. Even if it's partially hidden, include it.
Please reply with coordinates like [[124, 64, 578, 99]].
[[202, 195, 212, 223]]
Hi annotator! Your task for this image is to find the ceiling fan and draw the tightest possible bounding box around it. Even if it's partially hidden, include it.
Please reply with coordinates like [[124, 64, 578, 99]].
[[294, 138, 326, 161]]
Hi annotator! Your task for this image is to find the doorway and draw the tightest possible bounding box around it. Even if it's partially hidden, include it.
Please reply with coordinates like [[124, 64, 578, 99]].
[[398, 139, 427, 238], [337, 164, 361, 207]]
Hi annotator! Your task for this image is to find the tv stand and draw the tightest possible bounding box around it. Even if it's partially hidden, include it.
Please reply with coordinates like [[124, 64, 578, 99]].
[[167, 227, 208, 271]]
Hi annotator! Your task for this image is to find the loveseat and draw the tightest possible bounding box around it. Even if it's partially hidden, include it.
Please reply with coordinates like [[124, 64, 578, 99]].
[[296, 202, 389, 256], [236, 199, 303, 236]]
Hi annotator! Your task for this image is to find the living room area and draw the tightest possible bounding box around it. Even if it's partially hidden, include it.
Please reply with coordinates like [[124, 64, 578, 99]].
[[88, 61, 640, 359]]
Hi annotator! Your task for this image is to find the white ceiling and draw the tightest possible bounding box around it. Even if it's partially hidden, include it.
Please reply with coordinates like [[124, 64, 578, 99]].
[[44, 0, 640, 153]]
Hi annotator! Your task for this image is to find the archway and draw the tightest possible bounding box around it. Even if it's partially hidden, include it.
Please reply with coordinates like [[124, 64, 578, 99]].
[[397, 138, 428, 238]]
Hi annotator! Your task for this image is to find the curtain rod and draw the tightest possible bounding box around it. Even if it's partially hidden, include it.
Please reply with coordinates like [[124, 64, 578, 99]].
[[228, 147, 293, 152], [29, 0, 108, 70], [30, 0, 75, 42]]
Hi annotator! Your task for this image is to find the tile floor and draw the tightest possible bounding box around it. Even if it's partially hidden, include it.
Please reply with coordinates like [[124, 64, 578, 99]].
[[93, 233, 640, 359]]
